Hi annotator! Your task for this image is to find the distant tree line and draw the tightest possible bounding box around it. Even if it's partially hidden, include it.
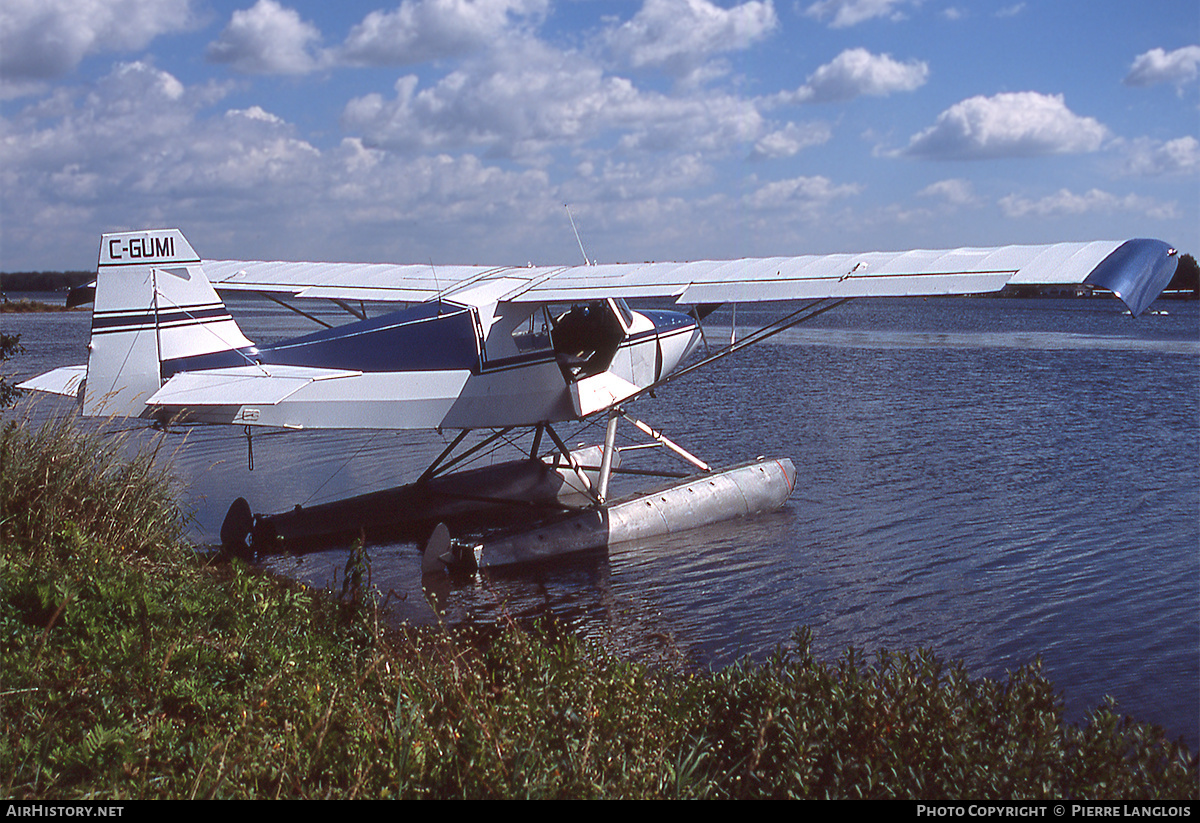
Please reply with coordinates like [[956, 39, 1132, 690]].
[[1167, 253, 1199, 295]]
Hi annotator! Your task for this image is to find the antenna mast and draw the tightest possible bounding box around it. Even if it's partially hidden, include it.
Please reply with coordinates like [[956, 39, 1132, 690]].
[[564, 204, 592, 266]]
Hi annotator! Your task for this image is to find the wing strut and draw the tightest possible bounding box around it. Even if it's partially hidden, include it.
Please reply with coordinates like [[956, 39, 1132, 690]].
[[550, 299, 856, 502], [618, 297, 853, 411], [586, 298, 852, 501], [257, 291, 334, 328]]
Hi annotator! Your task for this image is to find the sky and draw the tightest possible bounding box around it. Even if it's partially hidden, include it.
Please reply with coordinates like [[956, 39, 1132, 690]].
[[1, 0, 1197, 271]]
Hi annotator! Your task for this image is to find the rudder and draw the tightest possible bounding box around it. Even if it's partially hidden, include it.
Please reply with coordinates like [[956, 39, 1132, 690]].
[[83, 229, 253, 418]]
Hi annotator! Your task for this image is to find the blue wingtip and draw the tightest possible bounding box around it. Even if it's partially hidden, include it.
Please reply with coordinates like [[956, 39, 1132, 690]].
[[1084, 239, 1179, 317]]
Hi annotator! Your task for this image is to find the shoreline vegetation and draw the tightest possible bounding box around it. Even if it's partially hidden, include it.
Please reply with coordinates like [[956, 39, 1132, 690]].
[[1, 411, 1196, 799], [0, 299, 88, 313]]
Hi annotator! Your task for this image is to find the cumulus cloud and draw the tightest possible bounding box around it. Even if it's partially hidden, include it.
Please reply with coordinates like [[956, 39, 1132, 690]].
[[778, 48, 928, 104], [324, 142, 553, 232], [338, 0, 548, 66], [0, 59, 563, 264], [7, 1, 1189, 271], [604, 0, 778, 80], [1123, 45, 1200, 88], [618, 97, 766, 156], [0, 62, 203, 249], [1, 61, 316, 203], [342, 44, 628, 159], [0, 0, 193, 90], [999, 188, 1177, 221], [572, 153, 715, 203], [918, 178, 979, 206], [1119, 136, 1200, 177], [3, 61, 188, 162], [899, 92, 1109, 160], [206, 0, 327, 75], [995, 4, 1026, 18], [342, 38, 768, 162], [743, 174, 861, 211], [750, 121, 832, 159], [802, 0, 914, 28]]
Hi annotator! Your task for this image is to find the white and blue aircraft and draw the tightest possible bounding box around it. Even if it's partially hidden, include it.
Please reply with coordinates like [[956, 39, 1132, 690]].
[[19, 229, 1180, 566]]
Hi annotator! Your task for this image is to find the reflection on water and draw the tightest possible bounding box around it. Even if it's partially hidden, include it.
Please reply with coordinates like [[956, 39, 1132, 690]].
[[6, 295, 1197, 748]]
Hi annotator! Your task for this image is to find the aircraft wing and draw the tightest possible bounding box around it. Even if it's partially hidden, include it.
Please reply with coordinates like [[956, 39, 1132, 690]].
[[201, 238, 1179, 317]]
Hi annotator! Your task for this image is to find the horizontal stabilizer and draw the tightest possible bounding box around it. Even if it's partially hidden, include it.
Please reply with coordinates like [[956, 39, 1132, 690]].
[[66, 282, 96, 308], [17, 365, 86, 398], [148, 365, 362, 408]]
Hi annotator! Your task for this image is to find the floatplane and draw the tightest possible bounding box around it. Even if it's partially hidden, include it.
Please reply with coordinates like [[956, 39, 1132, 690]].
[[20, 229, 1179, 572]]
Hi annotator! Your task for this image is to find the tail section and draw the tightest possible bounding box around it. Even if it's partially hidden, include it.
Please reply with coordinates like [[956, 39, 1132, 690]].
[[83, 229, 253, 418]]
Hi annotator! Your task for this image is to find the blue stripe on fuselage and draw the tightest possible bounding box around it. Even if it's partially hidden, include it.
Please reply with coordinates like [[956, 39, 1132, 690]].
[[636, 309, 697, 335], [162, 300, 480, 377]]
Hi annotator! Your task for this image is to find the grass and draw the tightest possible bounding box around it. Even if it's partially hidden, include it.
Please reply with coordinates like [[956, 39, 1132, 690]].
[[1, 413, 1196, 799]]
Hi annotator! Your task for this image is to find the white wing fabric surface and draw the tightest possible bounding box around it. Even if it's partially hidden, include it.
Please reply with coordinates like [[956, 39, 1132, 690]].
[[201, 238, 1178, 317]]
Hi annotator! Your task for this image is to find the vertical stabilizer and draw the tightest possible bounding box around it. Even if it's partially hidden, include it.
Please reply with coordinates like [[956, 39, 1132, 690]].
[[83, 229, 253, 418]]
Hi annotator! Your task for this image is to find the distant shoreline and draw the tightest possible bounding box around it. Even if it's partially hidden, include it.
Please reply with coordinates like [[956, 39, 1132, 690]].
[[0, 298, 84, 313], [0, 271, 94, 293]]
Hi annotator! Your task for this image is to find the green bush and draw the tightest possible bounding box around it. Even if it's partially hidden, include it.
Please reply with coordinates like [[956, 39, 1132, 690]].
[[1, 415, 1196, 799], [1, 414, 185, 561]]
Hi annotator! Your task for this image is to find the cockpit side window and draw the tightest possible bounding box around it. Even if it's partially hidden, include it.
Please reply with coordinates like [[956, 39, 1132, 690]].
[[511, 305, 553, 353]]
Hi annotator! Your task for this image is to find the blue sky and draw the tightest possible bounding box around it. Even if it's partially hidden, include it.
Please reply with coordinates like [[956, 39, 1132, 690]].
[[1, 0, 1196, 271]]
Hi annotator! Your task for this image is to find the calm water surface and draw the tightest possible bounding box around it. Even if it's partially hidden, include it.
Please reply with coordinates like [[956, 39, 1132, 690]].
[[6, 294, 1198, 748]]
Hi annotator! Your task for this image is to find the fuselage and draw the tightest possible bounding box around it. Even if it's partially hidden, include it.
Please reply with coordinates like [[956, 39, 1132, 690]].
[[156, 297, 702, 430]]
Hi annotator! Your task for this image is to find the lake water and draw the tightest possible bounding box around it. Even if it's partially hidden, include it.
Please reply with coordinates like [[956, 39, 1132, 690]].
[[5, 293, 1198, 749]]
